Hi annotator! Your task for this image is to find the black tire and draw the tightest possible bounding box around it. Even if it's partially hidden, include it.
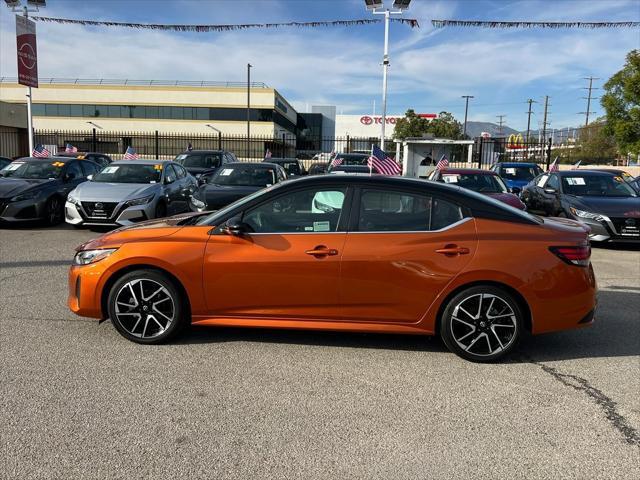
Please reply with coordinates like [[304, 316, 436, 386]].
[[440, 285, 523, 363], [45, 196, 64, 225], [107, 269, 188, 344], [154, 201, 167, 219]]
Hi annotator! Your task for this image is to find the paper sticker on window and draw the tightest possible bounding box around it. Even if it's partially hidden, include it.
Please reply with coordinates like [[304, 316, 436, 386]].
[[442, 175, 459, 183], [537, 176, 548, 187], [505, 168, 516, 174], [566, 177, 586, 186], [313, 221, 330, 232], [220, 169, 234, 176], [4, 162, 24, 171], [153, 164, 163, 171], [613, 176, 624, 183], [102, 166, 119, 174], [304, 226, 314, 231]]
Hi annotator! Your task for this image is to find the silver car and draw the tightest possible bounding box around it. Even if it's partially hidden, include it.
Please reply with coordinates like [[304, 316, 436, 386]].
[[65, 160, 197, 227]]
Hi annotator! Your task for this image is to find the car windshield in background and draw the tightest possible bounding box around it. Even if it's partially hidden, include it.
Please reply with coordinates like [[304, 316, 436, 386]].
[[442, 173, 507, 193], [335, 154, 369, 166], [93, 164, 162, 184], [280, 162, 301, 175], [562, 175, 637, 197], [0, 160, 64, 179], [175, 153, 221, 169], [209, 166, 276, 187], [500, 166, 541, 181]]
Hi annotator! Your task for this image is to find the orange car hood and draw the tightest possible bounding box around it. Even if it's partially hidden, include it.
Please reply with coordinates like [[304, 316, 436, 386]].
[[75, 213, 202, 251]]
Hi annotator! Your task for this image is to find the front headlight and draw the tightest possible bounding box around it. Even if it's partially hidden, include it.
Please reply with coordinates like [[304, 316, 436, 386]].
[[570, 207, 608, 222], [190, 196, 205, 209], [126, 195, 154, 207], [11, 190, 39, 202], [73, 248, 117, 265], [67, 193, 80, 206]]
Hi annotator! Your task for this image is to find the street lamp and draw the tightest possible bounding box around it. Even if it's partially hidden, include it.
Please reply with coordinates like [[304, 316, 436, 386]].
[[461, 95, 474, 138], [206, 124, 222, 150], [365, 0, 411, 151], [86, 121, 102, 129], [247, 63, 252, 159]]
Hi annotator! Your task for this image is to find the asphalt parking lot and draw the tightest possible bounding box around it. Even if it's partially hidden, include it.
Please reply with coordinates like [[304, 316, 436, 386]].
[[1, 224, 638, 479]]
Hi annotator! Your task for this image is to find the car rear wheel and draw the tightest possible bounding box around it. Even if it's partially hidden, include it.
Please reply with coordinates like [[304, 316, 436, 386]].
[[107, 269, 188, 344], [440, 286, 523, 362], [45, 196, 63, 225]]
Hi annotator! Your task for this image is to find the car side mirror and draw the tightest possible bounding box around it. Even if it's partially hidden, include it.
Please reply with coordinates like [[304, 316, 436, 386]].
[[221, 217, 250, 236], [510, 186, 521, 195], [544, 187, 557, 194], [87, 174, 93, 181], [65, 172, 77, 181]]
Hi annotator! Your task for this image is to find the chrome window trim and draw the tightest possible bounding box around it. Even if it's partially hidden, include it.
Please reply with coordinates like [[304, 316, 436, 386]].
[[241, 217, 472, 235]]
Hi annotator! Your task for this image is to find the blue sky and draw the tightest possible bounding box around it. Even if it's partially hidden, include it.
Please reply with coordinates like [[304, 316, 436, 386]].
[[1, 0, 639, 130]]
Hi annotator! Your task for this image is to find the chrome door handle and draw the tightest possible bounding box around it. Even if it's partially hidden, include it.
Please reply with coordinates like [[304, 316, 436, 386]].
[[435, 244, 470, 256], [305, 245, 338, 257]]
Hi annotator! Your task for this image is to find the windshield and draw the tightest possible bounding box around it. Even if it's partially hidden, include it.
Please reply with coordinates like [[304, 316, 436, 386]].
[[442, 173, 507, 193], [93, 164, 162, 184], [280, 162, 301, 175], [562, 174, 638, 197], [500, 165, 541, 181], [208, 166, 276, 187], [174, 153, 221, 169], [333, 154, 369, 166], [0, 160, 64, 179]]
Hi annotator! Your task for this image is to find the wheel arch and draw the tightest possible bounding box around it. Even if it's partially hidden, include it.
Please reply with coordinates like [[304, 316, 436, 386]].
[[434, 280, 532, 335], [100, 264, 192, 321]]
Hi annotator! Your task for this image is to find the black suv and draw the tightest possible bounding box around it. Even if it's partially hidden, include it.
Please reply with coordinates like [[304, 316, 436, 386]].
[[262, 157, 307, 177], [174, 150, 237, 182], [56, 152, 112, 168]]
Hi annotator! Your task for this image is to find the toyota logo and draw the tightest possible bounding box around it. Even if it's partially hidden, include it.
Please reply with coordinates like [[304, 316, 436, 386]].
[[95, 202, 103, 209], [360, 115, 373, 125]]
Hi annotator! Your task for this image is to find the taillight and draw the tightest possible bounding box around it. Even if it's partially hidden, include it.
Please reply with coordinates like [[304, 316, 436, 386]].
[[549, 246, 591, 267]]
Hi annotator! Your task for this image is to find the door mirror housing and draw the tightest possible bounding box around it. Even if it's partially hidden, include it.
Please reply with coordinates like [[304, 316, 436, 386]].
[[221, 217, 250, 236], [510, 186, 521, 195], [87, 174, 93, 181], [65, 172, 77, 181]]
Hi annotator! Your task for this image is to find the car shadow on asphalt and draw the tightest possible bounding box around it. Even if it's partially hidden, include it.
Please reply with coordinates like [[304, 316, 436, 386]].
[[176, 289, 639, 361]]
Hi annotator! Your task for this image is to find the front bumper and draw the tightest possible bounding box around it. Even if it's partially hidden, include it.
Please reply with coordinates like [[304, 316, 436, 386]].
[[572, 215, 640, 243], [0, 197, 47, 222], [65, 200, 152, 227]]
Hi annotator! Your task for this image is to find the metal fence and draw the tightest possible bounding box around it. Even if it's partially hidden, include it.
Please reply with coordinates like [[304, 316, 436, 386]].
[[474, 137, 553, 170]]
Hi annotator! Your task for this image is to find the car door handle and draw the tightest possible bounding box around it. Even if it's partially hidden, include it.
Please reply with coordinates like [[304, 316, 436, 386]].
[[435, 244, 470, 256], [305, 245, 338, 257]]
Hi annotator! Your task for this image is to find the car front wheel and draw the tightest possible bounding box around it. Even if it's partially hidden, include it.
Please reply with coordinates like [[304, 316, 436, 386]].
[[107, 269, 188, 344], [440, 286, 523, 362]]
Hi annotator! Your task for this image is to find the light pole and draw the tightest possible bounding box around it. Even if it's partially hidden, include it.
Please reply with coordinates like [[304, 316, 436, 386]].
[[247, 63, 252, 159], [461, 95, 474, 138], [6, 0, 46, 154], [366, 0, 411, 151], [206, 124, 222, 150], [86, 121, 102, 130]]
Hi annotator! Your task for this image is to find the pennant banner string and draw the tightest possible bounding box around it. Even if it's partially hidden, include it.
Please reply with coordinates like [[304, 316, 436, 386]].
[[31, 16, 420, 31], [432, 19, 640, 29]]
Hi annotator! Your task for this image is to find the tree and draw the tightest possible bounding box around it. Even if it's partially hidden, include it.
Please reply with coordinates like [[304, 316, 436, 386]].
[[601, 49, 640, 156], [572, 120, 618, 163], [393, 109, 463, 140]]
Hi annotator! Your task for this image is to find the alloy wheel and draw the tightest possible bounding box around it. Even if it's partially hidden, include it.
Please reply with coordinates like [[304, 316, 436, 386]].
[[450, 293, 518, 357], [114, 278, 175, 339]]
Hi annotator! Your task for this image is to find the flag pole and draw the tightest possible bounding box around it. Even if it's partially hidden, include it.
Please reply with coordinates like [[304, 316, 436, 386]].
[[370, 145, 374, 176]]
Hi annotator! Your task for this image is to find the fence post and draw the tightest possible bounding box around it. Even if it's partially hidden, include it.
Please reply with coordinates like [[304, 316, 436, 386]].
[[477, 138, 483, 169], [546, 137, 552, 170], [346, 135, 350, 153], [155, 130, 159, 159], [218, 132, 222, 150], [92, 128, 97, 152], [282, 133, 286, 158]]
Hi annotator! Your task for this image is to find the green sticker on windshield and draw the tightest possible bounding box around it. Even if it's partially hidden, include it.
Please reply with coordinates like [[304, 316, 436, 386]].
[[313, 221, 330, 232]]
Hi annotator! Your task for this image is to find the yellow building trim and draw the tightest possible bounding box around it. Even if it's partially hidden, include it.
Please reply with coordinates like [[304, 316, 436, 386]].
[[1, 83, 275, 94], [3, 100, 276, 109]]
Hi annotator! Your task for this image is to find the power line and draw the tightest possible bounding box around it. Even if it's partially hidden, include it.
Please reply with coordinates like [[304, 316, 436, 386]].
[[496, 115, 506, 136]]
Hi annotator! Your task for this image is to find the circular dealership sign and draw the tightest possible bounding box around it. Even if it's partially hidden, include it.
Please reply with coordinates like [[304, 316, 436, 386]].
[[360, 116, 373, 125]]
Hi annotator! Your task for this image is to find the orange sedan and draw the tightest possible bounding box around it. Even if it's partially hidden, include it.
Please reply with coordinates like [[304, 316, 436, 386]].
[[68, 175, 596, 362]]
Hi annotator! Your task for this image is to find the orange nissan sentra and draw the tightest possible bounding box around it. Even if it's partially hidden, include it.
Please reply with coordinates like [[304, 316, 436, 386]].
[[68, 175, 596, 362]]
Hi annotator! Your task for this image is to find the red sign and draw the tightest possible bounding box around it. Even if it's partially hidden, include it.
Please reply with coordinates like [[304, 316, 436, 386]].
[[359, 113, 436, 126], [16, 15, 38, 88]]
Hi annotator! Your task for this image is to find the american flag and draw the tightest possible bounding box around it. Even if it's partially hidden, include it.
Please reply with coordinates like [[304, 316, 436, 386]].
[[329, 152, 343, 168], [264, 149, 272, 159], [32, 144, 50, 158], [548, 157, 559, 172], [435, 154, 449, 171], [123, 146, 139, 160], [65, 143, 78, 153], [368, 146, 401, 176]]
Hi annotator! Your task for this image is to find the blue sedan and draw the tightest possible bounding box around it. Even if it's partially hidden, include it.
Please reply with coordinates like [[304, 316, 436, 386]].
[[491, 162, 543, 194]]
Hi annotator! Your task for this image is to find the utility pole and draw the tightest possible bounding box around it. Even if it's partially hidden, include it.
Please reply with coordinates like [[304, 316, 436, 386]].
[[579, 76, 599, 127], [541, 95, 550, 145], [462, 95, 474, 138], [247, 63, 252, 159], [496, 115, 506, 137], [525, 99, 536, 141]]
